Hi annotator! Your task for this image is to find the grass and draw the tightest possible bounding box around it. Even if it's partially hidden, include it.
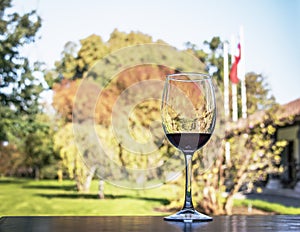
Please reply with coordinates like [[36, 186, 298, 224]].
[[0, 178, 176, 216], [1, 177, 300, 216], [234, 199, 300, 215]]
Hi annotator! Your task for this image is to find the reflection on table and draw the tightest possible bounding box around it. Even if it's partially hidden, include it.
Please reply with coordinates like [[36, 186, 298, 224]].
[[1, 215, 300, 232]]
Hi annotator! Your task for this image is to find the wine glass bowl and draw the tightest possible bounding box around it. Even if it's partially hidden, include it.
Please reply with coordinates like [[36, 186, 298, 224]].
[[161, 73, 216, 222]]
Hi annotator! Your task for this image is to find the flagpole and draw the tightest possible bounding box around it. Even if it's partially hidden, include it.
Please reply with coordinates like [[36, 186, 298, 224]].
[[239, 25, 247, 119], [223, 42, 230, 118], [231, 35, 238, 122], [232, 84, 238, 121]]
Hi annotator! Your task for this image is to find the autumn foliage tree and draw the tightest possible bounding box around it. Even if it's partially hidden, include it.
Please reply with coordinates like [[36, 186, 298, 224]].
[[46, 30, 178, 192]]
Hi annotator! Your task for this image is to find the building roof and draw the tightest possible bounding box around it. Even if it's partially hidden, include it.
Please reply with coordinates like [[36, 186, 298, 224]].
[[279, 98, 300, 120], [226, 98, 300, 136]]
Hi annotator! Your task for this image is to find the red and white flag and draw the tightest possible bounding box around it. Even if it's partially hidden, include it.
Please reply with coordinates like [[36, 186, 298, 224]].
[[229, 43, 241, 84]]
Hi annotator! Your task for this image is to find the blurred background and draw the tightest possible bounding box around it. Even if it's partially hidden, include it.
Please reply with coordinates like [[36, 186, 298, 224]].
[[1, 0, 300, 216]]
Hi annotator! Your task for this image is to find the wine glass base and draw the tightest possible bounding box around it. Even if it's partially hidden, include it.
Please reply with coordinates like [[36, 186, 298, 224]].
[[164, 209, 213, 222]]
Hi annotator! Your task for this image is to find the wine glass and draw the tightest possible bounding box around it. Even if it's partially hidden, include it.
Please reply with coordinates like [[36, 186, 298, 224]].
[[161, 72, 216, 222]]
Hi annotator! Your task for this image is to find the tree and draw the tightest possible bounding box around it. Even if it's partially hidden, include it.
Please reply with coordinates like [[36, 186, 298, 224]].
[[0, 1, 60, 179], [54, 123, 96, 192], [0, 142, 23, 176], [21, 114, 59, 179], [107, 29, 153, 51], [0, 0, 42, 141], [185, 36, 224, 85], [243, 72, 276, 115], [47, 30, 176, 191]]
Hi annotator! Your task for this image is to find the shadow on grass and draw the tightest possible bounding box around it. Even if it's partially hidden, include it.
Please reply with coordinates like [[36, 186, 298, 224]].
[[36, 193, 170, 205], [0, 179, 28, 184], [23, 184, 76, 191]]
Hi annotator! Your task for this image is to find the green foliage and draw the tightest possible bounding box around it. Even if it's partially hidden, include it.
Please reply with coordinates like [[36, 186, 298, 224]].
[[1, 113, 59, 178], [77, 34, 108, 75], [0, 0, 43, 139], [53, 123, 94, 192], [46, 29, 156, 88], [187, 36, 224, 84], [21, 114, 59, 179], [244, 72, 276, 114], [0, 2, 59, 179], [107, 29, 153, 51], [0, 0, 42, 115]]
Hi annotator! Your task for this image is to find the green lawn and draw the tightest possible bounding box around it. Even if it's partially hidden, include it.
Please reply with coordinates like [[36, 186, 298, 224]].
[[0, 178, 175, 216], [1, 178, 300, 216], [234, 199, 300, 215]]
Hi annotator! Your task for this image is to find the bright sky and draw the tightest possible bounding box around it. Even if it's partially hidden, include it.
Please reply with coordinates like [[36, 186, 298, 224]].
[[12, 0, 300, 104]]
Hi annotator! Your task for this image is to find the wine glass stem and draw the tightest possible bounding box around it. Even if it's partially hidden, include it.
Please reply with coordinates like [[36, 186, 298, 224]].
[[183, 153, 194, 210]]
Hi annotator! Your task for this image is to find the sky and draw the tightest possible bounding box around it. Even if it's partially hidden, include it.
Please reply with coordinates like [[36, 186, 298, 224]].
[[11, 0, 300, 104]]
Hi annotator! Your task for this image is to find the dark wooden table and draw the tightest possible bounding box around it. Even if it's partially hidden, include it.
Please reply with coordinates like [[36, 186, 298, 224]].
[[1, 215, 300, 232]]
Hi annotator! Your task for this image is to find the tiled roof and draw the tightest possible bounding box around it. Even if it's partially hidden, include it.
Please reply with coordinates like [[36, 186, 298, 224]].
[[279, 98, 300, 119], [226, 98, 300, 135]]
